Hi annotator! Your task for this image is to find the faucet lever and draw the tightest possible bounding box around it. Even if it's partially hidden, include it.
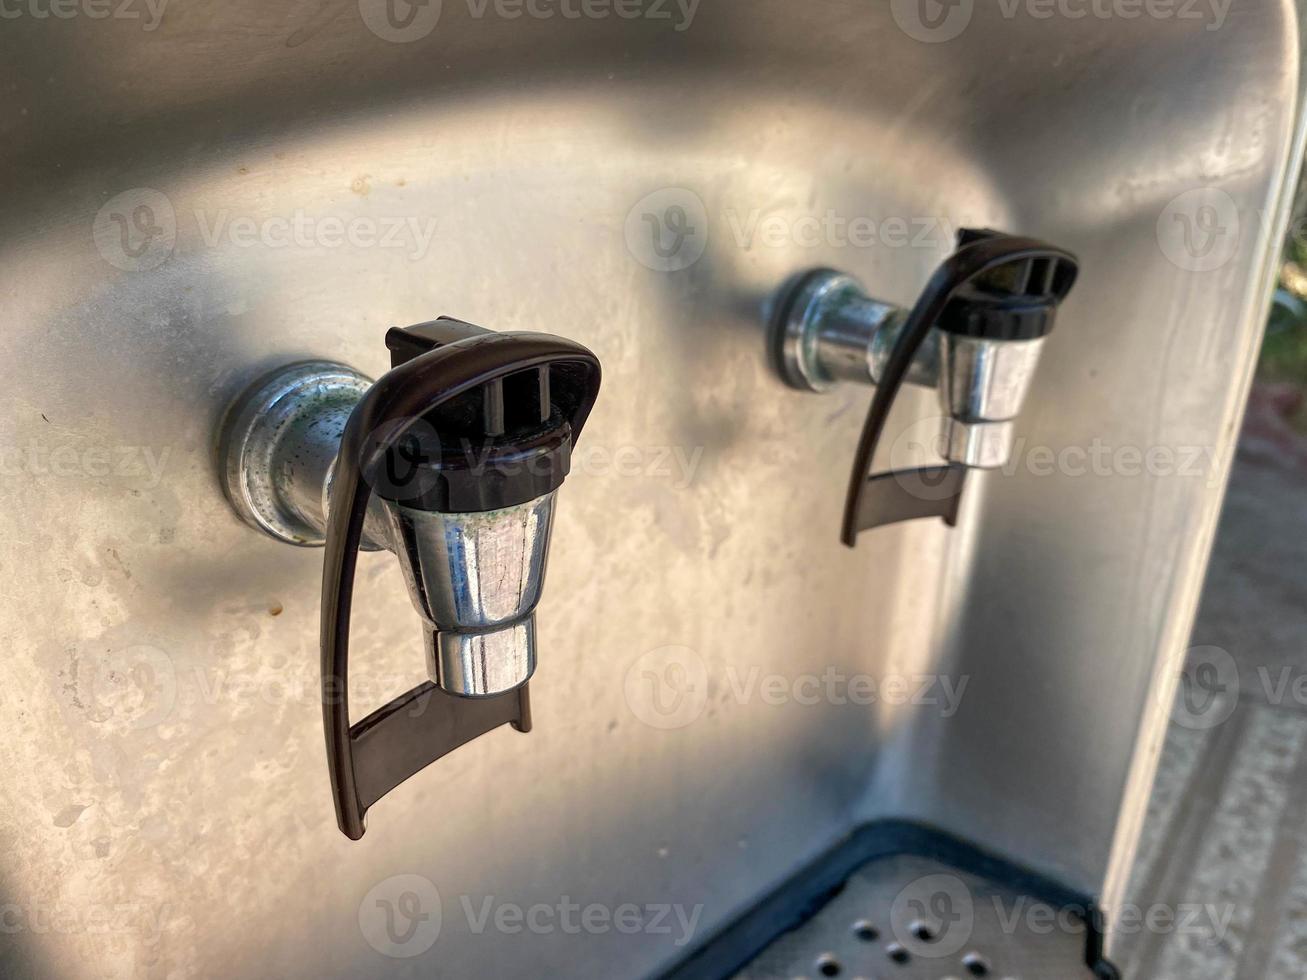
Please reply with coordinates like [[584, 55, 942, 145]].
[[768, 229, 1078, 546], [219, 318, 600, 840], [322, 323, 601, 838], [842, 230, 1078, 545]]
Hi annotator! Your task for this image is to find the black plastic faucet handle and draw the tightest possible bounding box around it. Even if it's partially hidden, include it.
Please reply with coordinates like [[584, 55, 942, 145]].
[[322, 321, 601, 839], [841, 230, 1079, 547], [371, 319, 591, 514], [936, 229, 1080, 341]]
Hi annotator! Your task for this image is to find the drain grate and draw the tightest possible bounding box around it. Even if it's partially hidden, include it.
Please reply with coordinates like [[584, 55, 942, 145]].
[[734, 853, 1098, 979]]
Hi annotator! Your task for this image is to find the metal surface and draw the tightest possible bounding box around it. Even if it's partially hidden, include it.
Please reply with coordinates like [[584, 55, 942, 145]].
[[0, 3, 1302, 978], [773, 269, 935, 392], [219, 361, 388, 550], [386, 494, 556, 696], [736, 853, 1097, 979]]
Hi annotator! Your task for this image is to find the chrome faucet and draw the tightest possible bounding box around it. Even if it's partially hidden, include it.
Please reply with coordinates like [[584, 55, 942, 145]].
[[219, 318, 601, 838], [769, 229, 1079, 544]]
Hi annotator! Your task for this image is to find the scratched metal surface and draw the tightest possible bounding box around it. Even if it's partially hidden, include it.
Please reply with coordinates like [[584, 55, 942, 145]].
[[0, 2, 1301, 978]]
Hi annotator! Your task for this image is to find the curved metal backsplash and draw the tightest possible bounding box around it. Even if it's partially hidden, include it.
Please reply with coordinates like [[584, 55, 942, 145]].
[[0, 3, 1301, 977]]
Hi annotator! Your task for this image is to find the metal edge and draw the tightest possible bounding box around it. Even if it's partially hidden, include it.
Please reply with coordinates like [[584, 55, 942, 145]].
[[1099, 0, 1307, 943]]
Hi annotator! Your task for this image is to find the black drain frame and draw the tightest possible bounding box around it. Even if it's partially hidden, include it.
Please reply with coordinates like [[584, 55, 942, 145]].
[[659, 820, 1121, 980]]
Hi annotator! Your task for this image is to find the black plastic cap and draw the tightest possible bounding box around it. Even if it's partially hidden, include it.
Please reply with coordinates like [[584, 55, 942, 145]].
[[935, 229, 1079, 341], [368, 319, 594, 514], [374, 406, 575, 514]]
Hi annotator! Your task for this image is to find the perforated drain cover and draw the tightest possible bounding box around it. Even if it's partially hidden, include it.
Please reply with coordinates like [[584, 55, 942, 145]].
[[734, 853, 1098, 979]]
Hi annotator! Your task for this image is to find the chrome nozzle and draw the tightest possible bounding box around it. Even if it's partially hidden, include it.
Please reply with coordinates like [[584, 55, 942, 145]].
[[383, 493, 556, 697]]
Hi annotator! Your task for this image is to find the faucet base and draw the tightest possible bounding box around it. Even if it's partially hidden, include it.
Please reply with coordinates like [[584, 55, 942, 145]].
[[769, 268, 935, 393], [219, 361, 388, 550]]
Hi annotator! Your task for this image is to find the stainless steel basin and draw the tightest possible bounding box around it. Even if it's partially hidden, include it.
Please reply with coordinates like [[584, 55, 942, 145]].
[[0, 2, 1302, 977]]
